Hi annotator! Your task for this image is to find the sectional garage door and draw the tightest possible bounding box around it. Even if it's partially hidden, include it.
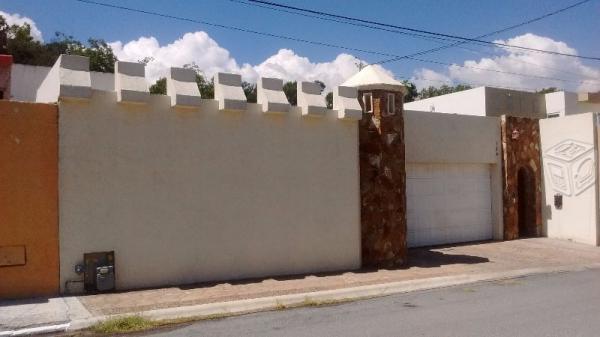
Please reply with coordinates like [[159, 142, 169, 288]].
[[407, 163, 493, 248]]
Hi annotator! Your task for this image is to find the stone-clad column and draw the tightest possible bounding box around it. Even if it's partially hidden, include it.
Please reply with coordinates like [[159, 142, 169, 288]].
[[358, 90, 407, 268], [501, 115, 542, 239]]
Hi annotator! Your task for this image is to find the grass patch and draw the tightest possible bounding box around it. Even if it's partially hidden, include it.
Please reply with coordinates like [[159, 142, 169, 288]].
[[91, 316, 158, 334]]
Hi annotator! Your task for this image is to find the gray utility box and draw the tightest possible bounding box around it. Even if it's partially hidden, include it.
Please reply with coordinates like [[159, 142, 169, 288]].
[[83, 251, 115, 292]]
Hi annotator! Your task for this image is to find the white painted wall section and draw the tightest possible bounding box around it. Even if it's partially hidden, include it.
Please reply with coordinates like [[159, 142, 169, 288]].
[[404, 87, 487, 116], [298, 81, 327, 117], [214, 72, 247, 112], [58, 91, 361, 293], [167, 67, 201, 108], [540, 112, 599, 246], [36, 55, 92, 103], [257, 77, 290, 114], [115, 61, 149, 104], [333, 86, 362, 120]]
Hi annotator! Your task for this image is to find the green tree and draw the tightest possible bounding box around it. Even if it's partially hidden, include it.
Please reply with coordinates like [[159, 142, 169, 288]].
[[325, 92, 333, 109], [0, 15, 118, 72], [242, 81, 257, 103], [418, 84, 472, 99], [402, 80, 418, 102], [183, 63, 214, 99], [283, 81, 297, 106], [537, 87, 558, 94], [149, 77, 166, 95]]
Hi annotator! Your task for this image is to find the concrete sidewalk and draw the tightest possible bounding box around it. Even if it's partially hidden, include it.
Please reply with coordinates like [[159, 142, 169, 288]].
[[2, 238, 600, 335]]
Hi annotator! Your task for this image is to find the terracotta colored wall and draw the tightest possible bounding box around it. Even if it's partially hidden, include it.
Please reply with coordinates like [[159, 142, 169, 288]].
[[501, 116, 542, 240], [358, 90, 407, 268], [0, 100, 58, 299]]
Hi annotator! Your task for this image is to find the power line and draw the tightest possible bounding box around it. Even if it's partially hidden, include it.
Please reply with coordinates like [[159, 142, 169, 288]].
[[227, 0, 468, 46], [73, 0, 400, 59], [73, 0, 596, 90], [374, 0, 594, 64], [406, 56, 600, 85], [248, 0, 600, 61], [233, 0, 599, 83]]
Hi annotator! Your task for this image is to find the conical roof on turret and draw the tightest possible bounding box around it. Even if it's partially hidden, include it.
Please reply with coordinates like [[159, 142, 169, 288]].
[[341, 65, 405, 93]]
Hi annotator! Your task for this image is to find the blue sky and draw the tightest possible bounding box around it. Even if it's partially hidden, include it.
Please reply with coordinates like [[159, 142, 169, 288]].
[[2, 0, 599, 91]]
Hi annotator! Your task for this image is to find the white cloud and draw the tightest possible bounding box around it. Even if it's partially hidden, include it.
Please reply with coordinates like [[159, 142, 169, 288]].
[[0, 10, 43, 42], [410, 33, 600, 92], [110, 32, 240, 83], [411, 68, 453, 89], [110, 31, 371, 91]]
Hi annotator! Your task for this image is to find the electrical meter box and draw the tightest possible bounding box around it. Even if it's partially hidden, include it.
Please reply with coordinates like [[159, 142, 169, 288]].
[[83, 251, 115, 292]]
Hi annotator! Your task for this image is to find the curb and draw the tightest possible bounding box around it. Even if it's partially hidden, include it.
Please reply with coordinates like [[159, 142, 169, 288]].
[[4, 263, 600, 335], [0, 323, 70, 337], [67, 262, 600, 331]]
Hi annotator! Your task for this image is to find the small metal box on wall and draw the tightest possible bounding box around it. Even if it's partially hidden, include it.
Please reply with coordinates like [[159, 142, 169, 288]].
[[83, 251, 115, 292]]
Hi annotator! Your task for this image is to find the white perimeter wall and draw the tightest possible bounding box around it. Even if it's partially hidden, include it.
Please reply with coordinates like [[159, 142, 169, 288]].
[[404, 110, 504, 240], [545, 91, 600, 117], [540, 112, 599, 245], [404, 87, 487, 116], [59, 90, 360, 292], [10, 64, 115, 102]]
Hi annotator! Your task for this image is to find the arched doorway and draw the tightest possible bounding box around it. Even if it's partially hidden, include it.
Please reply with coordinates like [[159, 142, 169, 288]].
[[517, 166, 537, 237]]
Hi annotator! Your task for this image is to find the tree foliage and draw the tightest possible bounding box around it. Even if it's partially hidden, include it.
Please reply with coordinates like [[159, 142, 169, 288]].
[[283, 81, 297, 106], [402, 80, 418, 103], [418, 84, 472, 99], [537, 87, 558, 94], [0, 15, 117, 72], [325, 92, 333, 109], [242, 81, 257, 103], [149, 77, 166, 95]]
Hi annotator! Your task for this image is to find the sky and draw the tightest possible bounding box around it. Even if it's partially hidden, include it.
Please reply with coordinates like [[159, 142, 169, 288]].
[[1, 0, 599, 92]]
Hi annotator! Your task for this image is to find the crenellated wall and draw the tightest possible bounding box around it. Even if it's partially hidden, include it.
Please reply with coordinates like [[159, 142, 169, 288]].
[[49, 56, 363, 293]]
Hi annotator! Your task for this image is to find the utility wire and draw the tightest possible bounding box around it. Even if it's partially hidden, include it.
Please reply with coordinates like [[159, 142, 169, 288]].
[[248, 0, 599, 61], [406, 57, 600, 84], [239, 0, 599, 84], [73, 0, 597, 91], [374, 0, 594, 65], [227, 0, 468, 46], [73, 0, 400, 59]]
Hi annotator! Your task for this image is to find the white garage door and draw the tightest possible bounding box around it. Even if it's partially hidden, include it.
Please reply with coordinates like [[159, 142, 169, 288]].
[[407, 163, 492, 248]]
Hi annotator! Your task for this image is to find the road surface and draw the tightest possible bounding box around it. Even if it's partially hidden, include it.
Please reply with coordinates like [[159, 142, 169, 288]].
[[144, 268, 600, 337]]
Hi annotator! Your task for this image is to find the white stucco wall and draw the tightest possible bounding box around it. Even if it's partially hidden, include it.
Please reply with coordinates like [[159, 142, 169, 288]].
[[10, 64, 115, 102], [10, 64, 51, 102], [404, 87, 487, 116], [545, 91, 600, 117], [540, 112, 598, 246], [404, 110, 504, 240], [404, 87, 545, 118], [58, 90, 361, 292]]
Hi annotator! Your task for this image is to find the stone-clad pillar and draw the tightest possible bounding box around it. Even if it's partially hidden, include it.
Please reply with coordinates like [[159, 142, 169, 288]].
[[500, 115, 543, 239], [358, 90, 407, 268]]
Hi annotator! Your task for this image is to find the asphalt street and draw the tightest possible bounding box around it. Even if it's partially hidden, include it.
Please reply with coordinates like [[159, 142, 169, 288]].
[[143, 268, 600, 337]]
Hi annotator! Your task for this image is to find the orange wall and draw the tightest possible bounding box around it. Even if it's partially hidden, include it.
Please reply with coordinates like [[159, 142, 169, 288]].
[[0, 100, 59, 299]]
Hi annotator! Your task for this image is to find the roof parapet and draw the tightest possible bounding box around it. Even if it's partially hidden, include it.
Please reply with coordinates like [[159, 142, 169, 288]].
[[257, 77, 290, 114], [214, 72, 247, 112], [333, 86, 362, 120], [36, 54, 92, 102], [167, 67, 202, 108], [115, 61, 149, 104], [298, 81, 327, 117]]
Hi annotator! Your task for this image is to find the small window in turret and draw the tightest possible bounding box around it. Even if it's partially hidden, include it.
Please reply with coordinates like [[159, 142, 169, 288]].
[[363, 93, 373, 113], [384, 93, 395, 116]]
